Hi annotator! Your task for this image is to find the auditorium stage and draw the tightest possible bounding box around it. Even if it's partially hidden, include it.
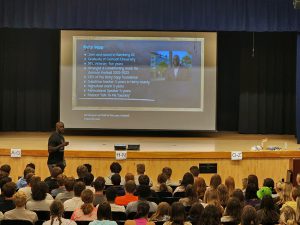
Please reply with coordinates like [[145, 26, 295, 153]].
[[0, 132, 299, 187], [0, 131, 299, 153]]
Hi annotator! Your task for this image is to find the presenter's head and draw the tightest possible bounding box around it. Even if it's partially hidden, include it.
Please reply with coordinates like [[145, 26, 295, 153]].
[[56, 121, 65, 134]]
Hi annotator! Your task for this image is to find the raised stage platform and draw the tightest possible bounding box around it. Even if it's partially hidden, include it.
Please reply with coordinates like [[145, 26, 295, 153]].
[[0, 132, 299, 188]]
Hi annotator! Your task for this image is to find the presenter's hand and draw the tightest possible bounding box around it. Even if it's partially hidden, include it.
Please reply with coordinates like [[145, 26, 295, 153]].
[[62, 141, 69, 147]]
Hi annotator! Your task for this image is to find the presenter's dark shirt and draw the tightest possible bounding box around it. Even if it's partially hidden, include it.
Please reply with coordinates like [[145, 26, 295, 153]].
[[47, 132, 65, 164]]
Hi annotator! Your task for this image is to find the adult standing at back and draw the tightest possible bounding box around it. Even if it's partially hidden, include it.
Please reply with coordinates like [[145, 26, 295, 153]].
[[48, 121, 69, 174]]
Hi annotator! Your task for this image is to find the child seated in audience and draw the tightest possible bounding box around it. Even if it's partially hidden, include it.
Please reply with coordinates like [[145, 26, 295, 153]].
[[221, 197, 242, 225], [111, 174, 125, 196], [43, 200, 76, 225], [51, 174, 67, 198], [256, 195, 279, 225], [279, 205, 297, 225], [240, 205, 258, 225], [106, 162, 125, 185], [151, 173, 173, 193], [173, 172, 194, 195], [105, 187, 126, 213], [0, 182, 16, 213], [163, 202, 191, 225], [3, 191, 38, 223], [70, 189, 97, 221], [16, 165, 35, 189], [217, 184, 229, 208], [179, 184, 200, 207], [135, 164, 153, 186], [125, 202, 155, 225], [93, 176, 107, 206], [64, 181, 85, 211], [115, 180, 138, 206], [201, 205, 221, 225], [26, 181, 53, 211], [55, 177, 75, 203], [84, 173, 95, 193], [194, 177, 206, 201], [89, 202, 118, 225], [149, 202, 170, 222], [44, 166, 62, 193], [225, 176, 235, 196], [186, 202, 204, 224]]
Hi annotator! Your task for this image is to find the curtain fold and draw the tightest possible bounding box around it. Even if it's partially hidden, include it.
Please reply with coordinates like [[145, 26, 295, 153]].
[[0, 0, 300, 31]]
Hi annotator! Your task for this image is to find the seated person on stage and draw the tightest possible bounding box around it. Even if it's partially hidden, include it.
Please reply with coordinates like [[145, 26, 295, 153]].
[[111, 174, 125, 196], [51, 174, 67, 198], [43, 200, 76, 225], [76, 165, 89, 183], [125, 202, 155, 225], [18, 174, 40, 201], [189, 166, 200, 180], [179, 184, 201, 207], [105, 162, 125, 185], [64, 181, 85, 211], [105, 187, 126, 213], [16, 165, 35, 189], [115, 180, 138, 206], [134, 164, 153, 187], [163, 202, 192, 225], [173, 172, 194, 195], [26, 181, 53, 211], [89, 201, 118, 225], [136, 175, 157, 198], [84, 173, 95, 193], [126, 185, 157, 215], [0, 182, 16, 213], [44, 166, 62, 193], [3, 191, 38, 224], [93, 176, 107, 206], [162, 167, 178, 186], [55, 177, 75, 203], [70, 189, 97, 221], [151, 173, 173, 193]]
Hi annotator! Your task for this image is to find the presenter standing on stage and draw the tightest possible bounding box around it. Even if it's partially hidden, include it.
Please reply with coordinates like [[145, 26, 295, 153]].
[[48, 121, 69, 174]]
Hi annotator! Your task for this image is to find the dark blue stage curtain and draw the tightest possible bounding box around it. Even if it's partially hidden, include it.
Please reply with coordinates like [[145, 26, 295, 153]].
[[0, 0, 299, 31]]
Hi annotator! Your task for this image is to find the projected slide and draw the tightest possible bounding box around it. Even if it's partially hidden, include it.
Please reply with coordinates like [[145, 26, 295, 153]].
[[73, 37, 203, 111], [60, 31, 217, 130]]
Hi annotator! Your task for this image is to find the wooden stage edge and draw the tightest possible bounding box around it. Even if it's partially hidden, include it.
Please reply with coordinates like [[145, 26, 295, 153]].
[[0, 131, 300, 159]]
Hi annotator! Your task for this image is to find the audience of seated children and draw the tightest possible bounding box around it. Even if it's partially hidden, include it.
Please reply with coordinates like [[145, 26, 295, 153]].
[[189, 166, 200, 180], [76, 165, 89, 183], [173, 172, 194, 195], [240, 205, 258, 225], [279, 205, 297, 225], [115, 180, 138, 206], [151, 173, 173, 193], [93, 176, 107, 206], [225, 176, 235, 196], [84, 172, 95, 193], [162, 167, 178, 186], [194, 177, 207, 201], [70, 189, 97, 221], [0, 182, 16, 213], [26, 181, 53, 211], [51, 174, 67, 198], [89, 201, 118, 225], [221, 197, 242, 225], [179, 184, 200, 207], [186, 202, 204, 224], [44, 166, 62, 193], [105, 186, 126, 213], [111, 174, 125, 196], [16, 164, 35, 189], [63, 181, 85, 211], [126, 185, 157, 215], [163, 202, 191, 225], [135, 164, 153, 186], [201, 204, 221, 225], [149, 202, 171, 222], [125, 201, 156, 225], [217, 184, 229, 208], [3, 190, 38, 223], [19, 174, 40, 201], [256, 195, 279, 225], [106, 162, 125, 185], [43, 200, 76, 225], [55, 177, 75, 203]]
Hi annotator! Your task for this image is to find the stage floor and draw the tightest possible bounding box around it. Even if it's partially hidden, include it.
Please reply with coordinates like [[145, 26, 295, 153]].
[[0, 131, 299, 152]]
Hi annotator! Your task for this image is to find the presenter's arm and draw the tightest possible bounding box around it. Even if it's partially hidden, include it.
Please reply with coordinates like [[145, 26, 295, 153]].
[[48, 142, 69, 153]]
